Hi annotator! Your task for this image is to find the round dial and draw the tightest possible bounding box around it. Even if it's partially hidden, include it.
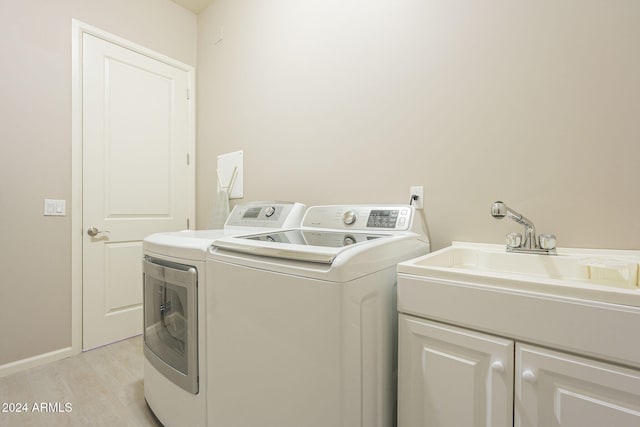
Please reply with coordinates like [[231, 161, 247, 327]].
[[342, 210, 358, 225], [343, 235, 356, 246], [264, 206, 276, 217]]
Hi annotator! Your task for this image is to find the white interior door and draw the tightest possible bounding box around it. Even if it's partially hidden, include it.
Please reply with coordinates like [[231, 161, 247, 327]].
[[82, 33, 192, 350]]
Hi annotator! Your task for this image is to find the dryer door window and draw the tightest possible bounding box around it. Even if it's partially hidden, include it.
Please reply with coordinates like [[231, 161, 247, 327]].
[[143, 257, 198, 394]]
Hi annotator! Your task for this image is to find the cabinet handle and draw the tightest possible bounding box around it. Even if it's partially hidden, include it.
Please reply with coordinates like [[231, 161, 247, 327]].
[[491, 361, 505, 373], [521, 369, 537, 384]]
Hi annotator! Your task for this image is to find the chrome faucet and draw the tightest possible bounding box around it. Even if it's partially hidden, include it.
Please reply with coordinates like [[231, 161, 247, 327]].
[[490, 201, 557, 255]]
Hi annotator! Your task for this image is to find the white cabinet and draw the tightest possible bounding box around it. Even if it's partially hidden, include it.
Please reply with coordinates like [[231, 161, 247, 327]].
[[398, 314, 640, 427], [397, 243, 640, 427], [515, 344, 640, 427], [398, 315, 514, 427]]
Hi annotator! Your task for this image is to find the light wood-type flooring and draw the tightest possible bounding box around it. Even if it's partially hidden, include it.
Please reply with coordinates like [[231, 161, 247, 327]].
[[0, 335, 162, 426]]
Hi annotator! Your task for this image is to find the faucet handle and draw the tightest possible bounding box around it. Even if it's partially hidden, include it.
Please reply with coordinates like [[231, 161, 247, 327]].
[[506, 232, 523, 249], [539, 234, 557, 251]]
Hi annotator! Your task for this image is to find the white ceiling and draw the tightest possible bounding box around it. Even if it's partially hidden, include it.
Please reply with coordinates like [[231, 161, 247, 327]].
[[170, 0, 214, 14]]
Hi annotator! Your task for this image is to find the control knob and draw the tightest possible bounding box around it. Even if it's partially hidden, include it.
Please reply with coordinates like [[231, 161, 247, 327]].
[[343, 235, 356, 246], [264, 206, 276, 217], [342, 210, 358, 225]]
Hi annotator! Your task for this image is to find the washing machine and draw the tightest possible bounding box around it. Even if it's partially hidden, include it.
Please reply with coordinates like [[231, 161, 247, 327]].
[[142, 201, 305, 427], [206, 205, 431, 427]]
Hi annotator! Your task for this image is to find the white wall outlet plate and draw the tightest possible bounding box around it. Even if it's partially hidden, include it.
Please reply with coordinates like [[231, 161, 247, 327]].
[[217, 150, 243, 199], [409, 186, 424, 210]]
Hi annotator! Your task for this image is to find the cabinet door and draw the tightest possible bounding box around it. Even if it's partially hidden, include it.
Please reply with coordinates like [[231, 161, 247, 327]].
[[398, 315, 514, 427], [516, 344, 640, 427]]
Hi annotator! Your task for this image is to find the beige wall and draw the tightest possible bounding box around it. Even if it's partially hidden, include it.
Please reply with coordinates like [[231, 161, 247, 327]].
[[197, 0, 640, 252], [2, 0, 639, 370], [0, 0, 196, 365]]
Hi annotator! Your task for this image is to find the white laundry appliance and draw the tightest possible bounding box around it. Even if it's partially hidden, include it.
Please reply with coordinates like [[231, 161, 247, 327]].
[[206, 205, 431, 427], [142, 202, 305, 427]]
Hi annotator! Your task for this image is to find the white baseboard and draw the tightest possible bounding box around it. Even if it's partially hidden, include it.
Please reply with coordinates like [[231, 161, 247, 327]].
[[0, 347, 74, 378]]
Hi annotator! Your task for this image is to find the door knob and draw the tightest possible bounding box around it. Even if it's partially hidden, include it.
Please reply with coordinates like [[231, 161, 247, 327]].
[[87, 227, 110, 237]]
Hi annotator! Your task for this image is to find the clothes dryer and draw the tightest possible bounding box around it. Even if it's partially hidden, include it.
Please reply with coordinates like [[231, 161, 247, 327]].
[[142, 202, 305, 427], [206, 205, 430, 427]]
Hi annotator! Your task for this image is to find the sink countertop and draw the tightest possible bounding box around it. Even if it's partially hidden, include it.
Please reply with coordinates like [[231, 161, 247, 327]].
[[398, 242, 640, 308]]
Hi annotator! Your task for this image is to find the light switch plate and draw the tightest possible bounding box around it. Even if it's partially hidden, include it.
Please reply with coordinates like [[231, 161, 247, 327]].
[[44, 199, 66, 216]]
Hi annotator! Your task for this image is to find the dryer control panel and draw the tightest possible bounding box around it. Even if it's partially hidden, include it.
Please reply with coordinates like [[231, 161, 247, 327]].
[[225, 202, 306, 229], [302, 205, 415, 231]]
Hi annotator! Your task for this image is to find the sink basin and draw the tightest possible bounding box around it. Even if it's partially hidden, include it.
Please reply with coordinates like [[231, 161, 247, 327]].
[[398, 242, 640, 307]]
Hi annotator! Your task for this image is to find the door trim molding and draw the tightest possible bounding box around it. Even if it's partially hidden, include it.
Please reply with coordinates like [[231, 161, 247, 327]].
[[71, 19, 195, 355]]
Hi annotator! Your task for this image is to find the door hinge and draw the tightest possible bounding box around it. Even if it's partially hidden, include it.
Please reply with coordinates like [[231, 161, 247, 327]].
[[187, 153, 190, 165], [187, 88, 190, 100], [187, 218, 190, 229]]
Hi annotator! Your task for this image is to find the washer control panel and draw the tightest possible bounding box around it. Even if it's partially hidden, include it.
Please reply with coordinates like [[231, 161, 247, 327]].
[[303, 205, 414, 231]]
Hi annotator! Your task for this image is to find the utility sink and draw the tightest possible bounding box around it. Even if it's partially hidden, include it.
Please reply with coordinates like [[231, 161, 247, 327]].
[[398, 242, 640, 307]]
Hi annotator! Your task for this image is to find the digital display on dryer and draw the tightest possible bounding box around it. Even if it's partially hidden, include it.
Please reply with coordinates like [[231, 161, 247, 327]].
[[242, 207, 261, 219]]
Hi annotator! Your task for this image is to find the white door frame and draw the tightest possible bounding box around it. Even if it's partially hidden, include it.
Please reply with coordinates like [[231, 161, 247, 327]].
[[71, 19, 195, 355]]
